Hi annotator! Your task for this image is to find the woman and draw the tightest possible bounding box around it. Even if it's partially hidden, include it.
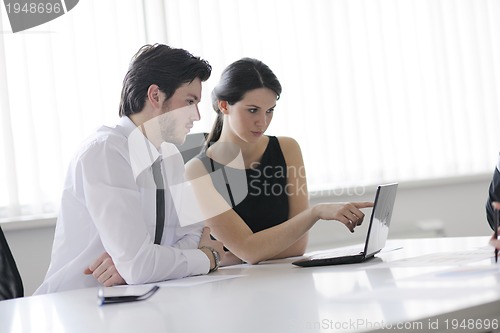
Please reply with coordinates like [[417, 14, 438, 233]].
[[185, 58, 373, 265]]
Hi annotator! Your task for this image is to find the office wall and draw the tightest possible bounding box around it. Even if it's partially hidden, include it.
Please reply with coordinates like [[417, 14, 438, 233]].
[[2, 219, 55, 297], [2, 174, 494, 296]]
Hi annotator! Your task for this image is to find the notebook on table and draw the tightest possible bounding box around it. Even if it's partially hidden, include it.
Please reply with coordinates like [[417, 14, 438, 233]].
[[292, 183, 398, 267]]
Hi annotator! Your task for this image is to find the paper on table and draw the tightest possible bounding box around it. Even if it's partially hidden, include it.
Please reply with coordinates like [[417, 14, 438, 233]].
[[401, 264, 500, 281], [155, 274, 244, 287], [332, 285, 494, 301], [365, 246, 493, 269], [111, 274, 244, 293]]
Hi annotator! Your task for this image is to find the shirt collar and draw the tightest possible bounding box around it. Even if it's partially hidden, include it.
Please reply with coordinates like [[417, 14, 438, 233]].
[[118, 116, 161, 180]]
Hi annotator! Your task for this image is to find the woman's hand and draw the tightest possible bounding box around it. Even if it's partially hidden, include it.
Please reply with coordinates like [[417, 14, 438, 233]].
[[220, 250, 245, 267], [313, 202, 374, 233]]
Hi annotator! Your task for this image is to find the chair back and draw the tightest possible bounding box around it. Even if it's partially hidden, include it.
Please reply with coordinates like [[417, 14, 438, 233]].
[[176, 133, 208, 163], [0, 225, 24, 300]]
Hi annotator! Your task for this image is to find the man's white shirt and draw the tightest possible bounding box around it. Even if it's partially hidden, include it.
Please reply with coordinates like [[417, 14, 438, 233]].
[[35, 116, 209, 294]]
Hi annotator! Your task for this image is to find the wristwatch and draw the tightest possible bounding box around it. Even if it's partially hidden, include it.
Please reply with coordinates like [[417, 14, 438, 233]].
[[200, 246, 220, 273]]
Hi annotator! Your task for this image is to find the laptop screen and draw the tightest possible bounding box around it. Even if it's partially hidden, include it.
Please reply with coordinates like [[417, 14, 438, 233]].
[[363, 183, 398, 257]]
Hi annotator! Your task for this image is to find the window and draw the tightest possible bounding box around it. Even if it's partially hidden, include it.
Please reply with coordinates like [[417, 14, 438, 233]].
[[1, 0, 499, 220]]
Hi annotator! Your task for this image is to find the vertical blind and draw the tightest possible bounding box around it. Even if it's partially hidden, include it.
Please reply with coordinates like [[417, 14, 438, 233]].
[[1, 0, 499, 220]]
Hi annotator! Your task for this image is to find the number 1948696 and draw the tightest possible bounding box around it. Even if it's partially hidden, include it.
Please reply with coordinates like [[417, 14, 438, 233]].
[[443, 318, 498, 330], [5, 2, 62, 14]]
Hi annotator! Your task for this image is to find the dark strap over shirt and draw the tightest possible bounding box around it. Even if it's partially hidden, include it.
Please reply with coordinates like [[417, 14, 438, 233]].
[[197, 136, 289, 232]]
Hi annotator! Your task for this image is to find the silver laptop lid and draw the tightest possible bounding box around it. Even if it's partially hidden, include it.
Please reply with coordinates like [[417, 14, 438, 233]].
[[363, 183, 398, 257]]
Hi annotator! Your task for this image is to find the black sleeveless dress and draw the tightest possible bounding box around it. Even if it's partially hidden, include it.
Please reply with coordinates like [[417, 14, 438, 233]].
[[196, 136, 289, 232]]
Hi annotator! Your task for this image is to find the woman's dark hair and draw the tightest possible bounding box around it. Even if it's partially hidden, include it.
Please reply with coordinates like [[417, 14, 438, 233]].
[[119, 44, 212, 117], [207, 58, 282, 143]]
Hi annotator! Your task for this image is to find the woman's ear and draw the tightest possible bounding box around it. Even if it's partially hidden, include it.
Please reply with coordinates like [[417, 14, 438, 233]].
[[147, 84, 162, 109], [218, 100, 229, 114]]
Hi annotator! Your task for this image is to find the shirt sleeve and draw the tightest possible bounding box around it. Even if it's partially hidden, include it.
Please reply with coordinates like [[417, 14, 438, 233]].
[[173, 222, 204, 250], [79, 139, 209, 284]]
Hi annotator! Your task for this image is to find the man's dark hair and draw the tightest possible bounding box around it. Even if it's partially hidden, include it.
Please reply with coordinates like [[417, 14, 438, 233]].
[[119, 44, 212, 117]]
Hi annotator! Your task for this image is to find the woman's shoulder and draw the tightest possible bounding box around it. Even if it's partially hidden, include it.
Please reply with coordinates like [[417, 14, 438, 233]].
[[274, 136, 301, 154], [185, 155, 210, 180], [273, 136, 304, 167]]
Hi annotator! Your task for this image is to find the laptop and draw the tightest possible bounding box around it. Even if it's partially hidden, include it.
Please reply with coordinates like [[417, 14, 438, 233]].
[[292, 183, 398, 267]]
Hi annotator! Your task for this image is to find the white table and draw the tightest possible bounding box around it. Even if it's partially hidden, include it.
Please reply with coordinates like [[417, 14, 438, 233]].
[[1, 236, 499, 333]]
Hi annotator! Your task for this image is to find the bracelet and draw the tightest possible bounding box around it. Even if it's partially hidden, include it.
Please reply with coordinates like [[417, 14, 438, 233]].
[[200, 246, 220, 273]]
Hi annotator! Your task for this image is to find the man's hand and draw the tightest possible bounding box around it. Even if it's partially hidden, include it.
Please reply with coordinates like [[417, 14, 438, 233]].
[[84, 252, 126, 287], [198, 227, 224, 271], [491, 202, 500, 250]]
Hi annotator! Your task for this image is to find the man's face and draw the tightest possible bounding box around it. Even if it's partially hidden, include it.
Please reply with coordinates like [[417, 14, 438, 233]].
[[144, 78, 202, 147]]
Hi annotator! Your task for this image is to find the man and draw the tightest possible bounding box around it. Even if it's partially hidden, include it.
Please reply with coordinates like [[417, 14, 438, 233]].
[[486, 154, 500, 230], [35, 44, 223, 294], [486, 156, 500, 254]]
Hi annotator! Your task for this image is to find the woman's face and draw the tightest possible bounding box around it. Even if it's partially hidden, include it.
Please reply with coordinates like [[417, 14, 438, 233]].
[[223, 87, 277, 143]]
